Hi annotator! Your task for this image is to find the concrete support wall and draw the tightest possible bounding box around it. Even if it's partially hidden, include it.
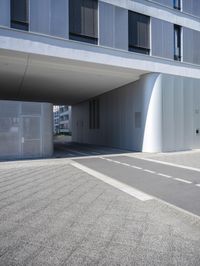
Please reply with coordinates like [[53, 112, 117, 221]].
[[161, 75, 200, 151], [72, 73, 162, 152], [0, 101, 53, 159], [72, 73, 200, 152]]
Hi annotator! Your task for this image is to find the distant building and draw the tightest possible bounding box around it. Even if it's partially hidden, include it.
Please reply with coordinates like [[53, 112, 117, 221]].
[[53, 106, 71, 134]]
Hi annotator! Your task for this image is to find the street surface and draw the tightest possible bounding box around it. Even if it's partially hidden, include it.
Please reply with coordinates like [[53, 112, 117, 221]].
[[0, 143, 200, 265]]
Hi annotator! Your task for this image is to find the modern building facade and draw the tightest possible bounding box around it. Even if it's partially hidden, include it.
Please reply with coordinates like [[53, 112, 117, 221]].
[[53, 105, 72, 134], [0, 0, 200, 158]]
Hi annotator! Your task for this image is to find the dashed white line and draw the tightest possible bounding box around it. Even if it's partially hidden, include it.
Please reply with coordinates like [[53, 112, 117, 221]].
[[144, 169, 155, 174], [131, 165, 142, 170], [157, 173, 172, 179], [100, 157, 194, 186], [174, 178, 192, 184], [121, 163, 130, 167], [112, 161, 121, 164]]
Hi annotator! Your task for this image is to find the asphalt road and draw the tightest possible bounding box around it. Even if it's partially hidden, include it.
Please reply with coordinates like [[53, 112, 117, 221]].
[[75, 155, 200, 216]]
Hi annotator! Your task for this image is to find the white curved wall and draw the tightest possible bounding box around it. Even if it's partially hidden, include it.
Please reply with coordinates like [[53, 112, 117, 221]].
[[72, 73, 162, 152]]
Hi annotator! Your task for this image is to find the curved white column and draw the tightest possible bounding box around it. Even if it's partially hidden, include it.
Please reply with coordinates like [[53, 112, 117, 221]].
[[142, 73, 163, 152]]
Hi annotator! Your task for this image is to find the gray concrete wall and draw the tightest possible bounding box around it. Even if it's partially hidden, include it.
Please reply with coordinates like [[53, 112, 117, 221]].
[[72, 73, 162, 152], [72, 74, 200, 152], [183, 27, 200, 65], [182, 0, 200, 18], [161, 75, 200, 151], [151, 18, 174, 60], [99, 2, 128, 50], [0, 101, 53, 159], [0, 0, 10, 27], [30, 0, 69, 38]]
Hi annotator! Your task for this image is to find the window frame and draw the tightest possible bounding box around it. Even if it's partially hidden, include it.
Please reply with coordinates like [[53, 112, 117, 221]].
[[128, 10, 150, 55], [69, 0, 98, 45]]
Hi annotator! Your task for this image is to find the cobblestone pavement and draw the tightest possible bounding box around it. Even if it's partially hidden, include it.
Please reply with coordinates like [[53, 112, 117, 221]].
[[0, 159, 200, 266]]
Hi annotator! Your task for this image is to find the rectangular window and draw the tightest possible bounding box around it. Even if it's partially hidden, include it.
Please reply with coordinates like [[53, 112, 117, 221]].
[[89, 99, 100, 129], [129, 11, 150, 55], [69, 0, 98, 44], [174, 25, 182, 61], [11, 0, 29, 31], [174, 0, 181, 10]]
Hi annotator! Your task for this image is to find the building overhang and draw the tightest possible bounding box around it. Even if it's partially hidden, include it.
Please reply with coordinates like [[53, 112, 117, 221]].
[[0, 27, 200, 104]]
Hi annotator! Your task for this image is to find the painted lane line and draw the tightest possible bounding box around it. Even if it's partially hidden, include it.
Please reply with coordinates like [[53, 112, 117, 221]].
[[130, 156, 200, 172], [121, 163, 131, 167], [143, 169, 155, 174], [174, 178, 192, 184], [131, 165, 142, 170], [112, 161, 121, 164], [71, 162, 153, 201], [105, 159, 112, 162], [157, 173, 172, 179], [195, 184, 200, 187]]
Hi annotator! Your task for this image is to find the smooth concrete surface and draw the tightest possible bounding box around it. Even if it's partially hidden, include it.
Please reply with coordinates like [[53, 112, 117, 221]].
[[72, 73, 200, 153], [72, 73, 163, 152], [0, 158, 200, 265]]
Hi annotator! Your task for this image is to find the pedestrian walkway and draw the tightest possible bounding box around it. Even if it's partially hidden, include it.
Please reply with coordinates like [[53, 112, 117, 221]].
[[0, 158, 200, 265]]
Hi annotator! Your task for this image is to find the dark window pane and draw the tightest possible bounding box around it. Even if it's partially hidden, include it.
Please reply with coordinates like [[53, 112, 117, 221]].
[[69, 0, 98, 44], [11, 0, 29, 31], [129, 11, 150, 54], [174, 25, 181, 61]]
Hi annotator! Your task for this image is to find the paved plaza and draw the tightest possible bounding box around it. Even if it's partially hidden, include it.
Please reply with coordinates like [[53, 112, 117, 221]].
[[0, 153, 200, 266]]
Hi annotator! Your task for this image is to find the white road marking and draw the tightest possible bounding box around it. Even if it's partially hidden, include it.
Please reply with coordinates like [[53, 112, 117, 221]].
[[112, 161, 121, 164], [71, 162, 153, 201], [174, 178, 192, 184], [144, 169, 155, 174], [99, 157, 194, 186], [121, 163, 130, 167], [129, 156, 200, 172], [157, 173, 172, 179], [131, 165, 142, 170]]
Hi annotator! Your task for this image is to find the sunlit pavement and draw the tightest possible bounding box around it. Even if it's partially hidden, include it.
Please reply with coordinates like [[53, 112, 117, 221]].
[[0, 147, 200, 265]]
